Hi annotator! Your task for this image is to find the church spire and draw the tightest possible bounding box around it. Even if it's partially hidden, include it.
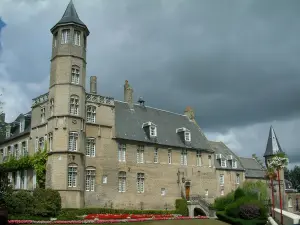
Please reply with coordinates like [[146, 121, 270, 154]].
[[50, 0, 89, 34], [264, 126, 283, 157]]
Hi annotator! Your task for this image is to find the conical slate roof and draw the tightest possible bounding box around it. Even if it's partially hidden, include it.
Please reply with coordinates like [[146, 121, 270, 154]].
[[51, 0, 89, 34], [264, 126, 283, 157]]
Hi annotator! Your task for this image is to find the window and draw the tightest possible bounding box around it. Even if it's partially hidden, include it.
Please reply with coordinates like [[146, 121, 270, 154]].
[[232, 160, 237, 168], [221, 159, 227, 168], [161, 188, 166, 196], [74, 30, 81, 46], [53, 32, 58, 47], [22, 142, 27, 156], [5, 126, 10, 138], [71, 67, 80, 84], [48, 133, 53, 152], [61, 29, 70, 44], [39, 137, 44, 151], [196, 151, 201, 166], [168, 150, 172, 164], [68, 164, 77, 187], [137, 173, 145, 193], [208, 155, 212, 167], [19, 119, 25, 133], [50, 99, 54, 116], [118, 144, 126, 162], [86, 105, 96, 123], [184, 131, 191, 142], [20, 170, 25, 189], [288, 198, 293, 208], [137, 145, 144, 163], [85, 168, 96, 191], [41, 107, 46, 123], [14, 144, 19, 158], [7, 146, 11, 156], [150, 125, 157, 137], [219, 174, 224, 185], [205, 189, 208, 196], [154, 148, 158, 163], [84, 36, 87, 49], [118, 171, 126, 192], [181, 150, 187, 166], [86, 138, 96, 157], [68, 132, 78, 152], [102, 175, 107, 184], [70, 95, 79, 115], [236, 174, 240, 184]]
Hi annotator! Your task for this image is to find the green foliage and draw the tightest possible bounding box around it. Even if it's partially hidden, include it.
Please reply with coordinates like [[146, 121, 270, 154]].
[[234, 187, 245, 201], [217, 211, 267, 225], [175, 199, 188, 216], [239, 204, 260, 220], [0, 170, 9, 207], [241, 181, 268, 202], [33, 188, 61, 217], [4, 190, 34, 215], [212, 191, 234, 211], [285, 165, 300, 191]]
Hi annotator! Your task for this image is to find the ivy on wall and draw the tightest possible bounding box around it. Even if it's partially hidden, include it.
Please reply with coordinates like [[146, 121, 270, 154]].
[[0, 143, 48, 188]]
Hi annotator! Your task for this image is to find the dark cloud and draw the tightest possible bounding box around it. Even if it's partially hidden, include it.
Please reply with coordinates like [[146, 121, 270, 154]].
[[2, 0, 300, 132]]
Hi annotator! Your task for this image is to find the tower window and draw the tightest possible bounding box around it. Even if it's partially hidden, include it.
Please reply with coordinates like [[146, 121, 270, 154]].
[[70, 95, 79, 115], [71, 67, 80, 84], [68, 132, 78, 152], [85, 168, 96, 191], [48, 133, 53, 152], [86, 105, 96, 123], [86, 138, 96, 157], [50, 99, 54, 116], [41, 107, 46, 123], [68, 164, 77, 187], [53, 32, 58, 47], [61, 29, 70, 44], [74, 30, 81, 46], [39, 137, 44, 151]]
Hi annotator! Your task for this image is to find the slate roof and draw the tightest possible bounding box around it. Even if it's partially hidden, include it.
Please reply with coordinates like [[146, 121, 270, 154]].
[[239, 157, 266, 179], [114, 101, 212, 151], [51, 0, 89, 34], [209, 141, 245, 171], [264, 126, 283, 157]]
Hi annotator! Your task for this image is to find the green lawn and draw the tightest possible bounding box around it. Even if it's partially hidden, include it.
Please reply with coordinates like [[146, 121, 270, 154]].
[[21, 219, 229, 225]]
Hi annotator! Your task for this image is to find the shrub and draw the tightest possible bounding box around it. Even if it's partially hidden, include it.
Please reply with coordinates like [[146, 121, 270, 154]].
[[239, 204, 260, 220], [213, 191, 234, 211], [217, 211, 267, 225], [32, 188, 61, 217], [234, 187, 245, 200], [175, 199, 188, 216], [5, 190, 34, 215]]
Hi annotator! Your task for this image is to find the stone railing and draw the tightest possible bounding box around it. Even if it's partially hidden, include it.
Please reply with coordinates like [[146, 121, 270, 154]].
[[271, 208, 300, 225], [32, 92, 49, 107], [86, 93, 114, 106]]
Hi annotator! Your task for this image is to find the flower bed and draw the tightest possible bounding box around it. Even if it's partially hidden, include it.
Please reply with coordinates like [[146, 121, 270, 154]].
[[8, 215, 208, 224]]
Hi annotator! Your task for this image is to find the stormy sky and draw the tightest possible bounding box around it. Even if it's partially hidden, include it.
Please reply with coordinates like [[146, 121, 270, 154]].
[[0, 0, 300, 167]]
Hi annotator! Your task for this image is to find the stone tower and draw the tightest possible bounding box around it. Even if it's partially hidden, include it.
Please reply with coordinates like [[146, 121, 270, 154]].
[[46, 0, 89, 208]]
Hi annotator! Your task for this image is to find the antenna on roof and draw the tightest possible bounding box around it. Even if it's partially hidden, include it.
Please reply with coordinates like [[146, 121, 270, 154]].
[[137, 97, 145, 106]]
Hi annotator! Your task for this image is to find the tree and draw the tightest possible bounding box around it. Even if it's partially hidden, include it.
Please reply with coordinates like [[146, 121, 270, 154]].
[[286, 166, 300, 191]]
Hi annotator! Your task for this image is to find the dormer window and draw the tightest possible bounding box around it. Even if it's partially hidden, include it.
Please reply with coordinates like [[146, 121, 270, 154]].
[[142, 122, 157, 138], [176, 127, 191, 142], [5, 125, 10, 138], [221, 158, 227, 168], [19, 119, 25, 133], [232, 160, 237, 169]]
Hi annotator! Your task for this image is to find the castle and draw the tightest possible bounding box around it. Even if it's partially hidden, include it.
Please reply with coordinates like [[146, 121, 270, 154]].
[[1, 1, 298, 213]]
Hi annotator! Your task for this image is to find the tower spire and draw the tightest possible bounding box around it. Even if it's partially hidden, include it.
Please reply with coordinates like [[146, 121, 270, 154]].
[[264, 125, 283, 157]]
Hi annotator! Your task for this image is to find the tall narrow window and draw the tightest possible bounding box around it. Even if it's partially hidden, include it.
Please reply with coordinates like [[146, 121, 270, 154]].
[[41, 107, 46, 123], [53, 32, 58, 47], [70, 95, 79, 115], [85, 168, 96, 191], [196, 151, 202, 166], [71, 67, 80, 84], [154, 148, 158, 163], [68, 132, 78, 152], [61, 29, 70, 44], [21, 142, 26, 156], [137, 173, 145, 193], [86, 105, 96, 123], [118, 144, 126, 162], [39, 137, 44, 151], [184, 131, 191, 142], [221, 159, 227, 168], [236, 174, 240, 184], [168, 149, 172, 164], [181, 150, 187, 166], [74, 30, 81, 46], [48, 133, 53, 152], [86, 138, 96, 157], [50, 99, 54, 116], [205, 189, 208, 196], [7, 146, 11, 156], [150, 125, 157, 137], [232, 160, 237, 169], [137, 145, 144, 163], [68, 164, 77, 187], [14, 144, 19, 158], [19, 119, 25, 133], [118, 171, 126, 192], [220, 174, 224, 185], [208, 155, 212, 167]]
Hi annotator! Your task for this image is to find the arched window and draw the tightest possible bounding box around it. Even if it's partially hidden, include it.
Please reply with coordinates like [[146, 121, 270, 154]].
[[288, 197, 293, 207], [86, 105, 96, 123], [68, 164, 77, 187], [71, 66, 80, 84], [118, 171, 126, 192], [85, 167, 96, 191], [70, 95, 79, 115]]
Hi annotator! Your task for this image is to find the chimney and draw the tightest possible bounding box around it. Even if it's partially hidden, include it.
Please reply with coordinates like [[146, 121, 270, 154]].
[[90, 76, 97, 94], [184, 106, 195, 120], [124, 80, 134, 106]]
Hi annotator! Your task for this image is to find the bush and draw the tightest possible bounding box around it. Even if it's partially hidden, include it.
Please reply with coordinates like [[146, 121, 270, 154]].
[[33, 188, 61, 217], [213, 191, 234, 211], [239, 204, 260, 220], [175, 199, 188, 216], [4, 190, 34, 215], [216, 211, 267, 225], [234, 187, 245, 200]]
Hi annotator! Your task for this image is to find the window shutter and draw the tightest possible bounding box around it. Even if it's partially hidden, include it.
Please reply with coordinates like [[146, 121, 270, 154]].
[[24, 170, 28, 189]]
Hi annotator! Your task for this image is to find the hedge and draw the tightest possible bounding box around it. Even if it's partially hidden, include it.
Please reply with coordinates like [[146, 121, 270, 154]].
[[216, 211, 267, 225], [175, 199, 188, 216]]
